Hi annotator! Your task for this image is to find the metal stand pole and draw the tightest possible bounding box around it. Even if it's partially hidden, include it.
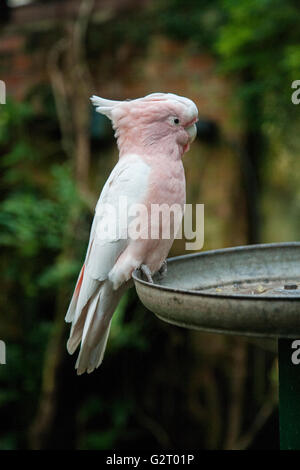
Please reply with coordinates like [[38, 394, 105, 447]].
[[278, 338, 300, 449]]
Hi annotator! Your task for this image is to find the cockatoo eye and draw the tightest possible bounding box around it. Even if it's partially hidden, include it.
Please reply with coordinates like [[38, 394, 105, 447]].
[[173, 118, 180, 125]]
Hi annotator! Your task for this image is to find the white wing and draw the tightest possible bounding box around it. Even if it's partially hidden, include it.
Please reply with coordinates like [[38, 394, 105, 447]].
[[86, 153, 150, 280], [65, 154, 150, 325]]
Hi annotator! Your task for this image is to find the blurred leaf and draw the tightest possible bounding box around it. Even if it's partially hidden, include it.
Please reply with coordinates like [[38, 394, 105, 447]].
[[38, 259, 80, 288]]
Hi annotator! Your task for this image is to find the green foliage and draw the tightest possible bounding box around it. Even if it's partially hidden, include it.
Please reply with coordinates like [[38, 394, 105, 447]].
[[217, 0, 298, 71], [216, 0, 300, 128], [78, 395, 134, 450], [0, 100, 32, 145], [109, 291, 148, 353], [0, 98, 83, 448], [155, 0, 223, 48], [0, 322, 52, 449]]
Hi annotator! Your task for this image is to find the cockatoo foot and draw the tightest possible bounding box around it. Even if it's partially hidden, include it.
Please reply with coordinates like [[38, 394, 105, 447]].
[[158, 260, 167, 279], [140, 264, 154, 283]]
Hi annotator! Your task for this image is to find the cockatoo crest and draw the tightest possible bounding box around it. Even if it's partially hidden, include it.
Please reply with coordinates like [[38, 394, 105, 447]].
[[90, 92, 198, 122], [90, 93, 198, 157], [90, 95, 123, 119]]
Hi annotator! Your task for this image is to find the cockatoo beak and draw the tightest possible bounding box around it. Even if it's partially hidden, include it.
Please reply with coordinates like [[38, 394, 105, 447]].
[[186, 123, 197, 143]]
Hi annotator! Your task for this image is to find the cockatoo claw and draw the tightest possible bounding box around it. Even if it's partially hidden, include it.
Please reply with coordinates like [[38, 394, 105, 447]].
[[158, 260, 167, 279], [140, 264, 154, 283]]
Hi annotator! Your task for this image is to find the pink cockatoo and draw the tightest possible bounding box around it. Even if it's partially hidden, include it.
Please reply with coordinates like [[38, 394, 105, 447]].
[[65, 92, 198, 374]]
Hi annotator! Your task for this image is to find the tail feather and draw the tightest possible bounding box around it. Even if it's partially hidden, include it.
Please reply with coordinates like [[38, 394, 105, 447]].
[[65, 264, 85, 323], [86, 322, 112, 374], [67, 299, 92, 355], [66, 267, 99, 346], [66, 279, 124, 375], [65, 292, 77, 323], [76, 320, 112, 375], [88, 324, 112, 372]]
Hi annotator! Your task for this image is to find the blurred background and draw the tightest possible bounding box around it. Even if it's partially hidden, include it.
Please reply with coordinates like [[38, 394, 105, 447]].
[[1, 0, 300, 450]]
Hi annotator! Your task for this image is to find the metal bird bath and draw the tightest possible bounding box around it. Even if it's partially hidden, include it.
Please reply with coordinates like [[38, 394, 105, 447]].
[[132, 242, 300, 449]]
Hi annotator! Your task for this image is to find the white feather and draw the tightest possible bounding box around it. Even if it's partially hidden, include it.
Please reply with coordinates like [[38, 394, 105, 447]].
[[90, 95, 122, 119], [87, 154, 150, 280], [66, 154, 150, 374]]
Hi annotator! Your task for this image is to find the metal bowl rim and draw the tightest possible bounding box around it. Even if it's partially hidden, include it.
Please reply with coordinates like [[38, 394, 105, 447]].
[[132, 242, 300, 301]]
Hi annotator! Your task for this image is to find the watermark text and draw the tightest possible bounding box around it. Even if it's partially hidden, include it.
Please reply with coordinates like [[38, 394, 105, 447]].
[[0, 80, 6, 104], [0, 340, 6, 365], [291, 80, 300, 105], [94, 198, 204, 251]]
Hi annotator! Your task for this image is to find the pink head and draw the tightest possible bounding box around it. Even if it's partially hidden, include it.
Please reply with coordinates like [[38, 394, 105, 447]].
[[91, 93, 198, 159]]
